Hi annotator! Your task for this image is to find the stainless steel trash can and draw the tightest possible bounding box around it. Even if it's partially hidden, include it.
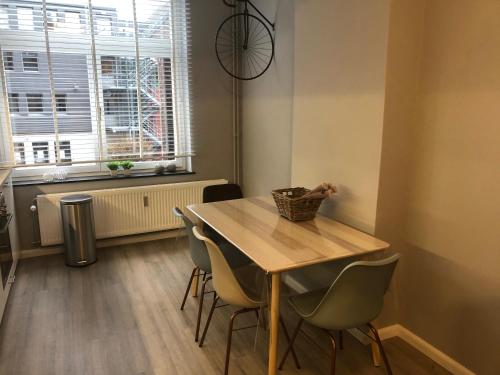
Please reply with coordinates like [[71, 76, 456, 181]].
[[60, 194, 96, 267]]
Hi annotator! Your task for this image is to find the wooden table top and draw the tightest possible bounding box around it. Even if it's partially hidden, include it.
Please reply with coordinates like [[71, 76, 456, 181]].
[[188, 196, 390, 273]]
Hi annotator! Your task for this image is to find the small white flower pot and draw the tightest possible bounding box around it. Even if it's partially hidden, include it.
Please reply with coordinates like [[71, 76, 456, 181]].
[[110, 170, 118, 177], [123, 169, 131, 176]]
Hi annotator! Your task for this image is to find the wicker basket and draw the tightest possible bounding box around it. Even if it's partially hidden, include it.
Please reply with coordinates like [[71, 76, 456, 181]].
[[271, 187, 324, 221]]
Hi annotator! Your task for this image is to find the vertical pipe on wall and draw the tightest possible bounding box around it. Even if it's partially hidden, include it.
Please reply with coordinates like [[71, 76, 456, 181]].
[[232, 2, 241, 185]]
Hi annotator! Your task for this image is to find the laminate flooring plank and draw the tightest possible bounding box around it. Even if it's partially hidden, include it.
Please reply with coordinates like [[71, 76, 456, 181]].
[[0, 238, 450, 375]]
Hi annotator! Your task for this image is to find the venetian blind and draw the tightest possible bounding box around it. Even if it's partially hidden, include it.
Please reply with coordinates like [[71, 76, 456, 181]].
[[0, 0, 192, 169]]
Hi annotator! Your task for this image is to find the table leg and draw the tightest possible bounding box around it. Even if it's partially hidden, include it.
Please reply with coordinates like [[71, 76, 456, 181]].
[[268, 273, 280, 375], [371, 341, 381, 367]]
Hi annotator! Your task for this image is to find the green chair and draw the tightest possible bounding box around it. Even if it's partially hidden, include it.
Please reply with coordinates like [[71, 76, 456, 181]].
[[279, 254, 400, 375], [173, 207, 250, 342], [193, 226, 300, 375]]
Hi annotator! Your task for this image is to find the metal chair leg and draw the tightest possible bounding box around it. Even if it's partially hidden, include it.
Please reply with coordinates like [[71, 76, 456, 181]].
[[195, 276, 212, 342], [279, 316, 301, 369], [224, 308, 254, 375], [278, 318, 303, 370], [322, 330, 337, 375], [368, 323, 393, 375], [180, 267, 198, 310], [199, 294, 219, 347]]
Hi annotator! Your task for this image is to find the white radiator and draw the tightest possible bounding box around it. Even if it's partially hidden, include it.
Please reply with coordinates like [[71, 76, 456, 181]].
[[37, 179, 227, 246]]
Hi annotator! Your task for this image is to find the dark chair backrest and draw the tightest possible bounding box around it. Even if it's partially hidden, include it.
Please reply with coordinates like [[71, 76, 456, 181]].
[[172, 207, 211, 272], [203, 184, 243, 203]]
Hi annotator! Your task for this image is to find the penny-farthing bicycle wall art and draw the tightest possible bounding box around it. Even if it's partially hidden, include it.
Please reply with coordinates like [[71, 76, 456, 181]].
[[216, 0, 275, 81]]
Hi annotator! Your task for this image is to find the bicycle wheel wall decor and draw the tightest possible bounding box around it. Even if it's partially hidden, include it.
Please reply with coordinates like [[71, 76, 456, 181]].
[[216, 0, 275, 81]]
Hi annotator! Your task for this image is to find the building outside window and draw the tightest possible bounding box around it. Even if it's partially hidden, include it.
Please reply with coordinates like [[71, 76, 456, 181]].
[[22, 52, 38, 71], [32, 142, 49, 164], [55, 94, 67, 112], [26, 94, 43, 112], [8, 93, 19, 113]]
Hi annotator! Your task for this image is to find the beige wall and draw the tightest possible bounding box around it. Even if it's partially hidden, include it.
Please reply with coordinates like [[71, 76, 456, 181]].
[[377, 0, 500, 373], [291, 0, 390, 234], [242, 0, 500, 372], [241, 0, 295, 197], [14, 0, 237, 251]]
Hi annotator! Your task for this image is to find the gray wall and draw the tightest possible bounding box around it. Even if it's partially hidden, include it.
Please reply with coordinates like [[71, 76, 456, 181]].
[[14, 0, 236, 251], [377, 0, 500, 373], [240, 0, 295, 197]]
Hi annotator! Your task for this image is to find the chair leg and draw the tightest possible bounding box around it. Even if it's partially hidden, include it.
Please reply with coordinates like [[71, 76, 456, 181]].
[[195, 276, 212, 342], [199, 294, 219, 347], [339, 330, 344, 350], [180, 267, 198, 310], [224, 308, 255, 375], [368, 323, 393, 375], [322, 329, 337, 375], [279, 316, 301, 369], [278, 318, 303, 370], [174, 227, 181, 251]]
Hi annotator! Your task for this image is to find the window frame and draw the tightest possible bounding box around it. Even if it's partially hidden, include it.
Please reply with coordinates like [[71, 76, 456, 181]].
[[17, 6, 35, 31], [26, 93, 44, 113], [3, 51, 13, 70], [22, 51, 39, 72], [55, 93, 67, 112], [8, 92, 19, 113]]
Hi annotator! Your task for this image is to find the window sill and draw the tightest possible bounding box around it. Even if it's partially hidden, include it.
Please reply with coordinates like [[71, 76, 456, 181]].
[[12, 170, 195, 187]]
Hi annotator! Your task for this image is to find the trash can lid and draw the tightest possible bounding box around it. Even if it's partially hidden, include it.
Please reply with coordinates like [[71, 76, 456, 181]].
[[60, 194, 93, 204]]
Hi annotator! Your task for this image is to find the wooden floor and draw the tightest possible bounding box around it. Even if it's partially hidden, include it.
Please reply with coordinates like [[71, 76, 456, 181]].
[[0, 238, 450, 375]]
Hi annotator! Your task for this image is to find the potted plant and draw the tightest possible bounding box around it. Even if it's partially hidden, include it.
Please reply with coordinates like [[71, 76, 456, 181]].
[[120, 160, 134, 176], [106, 161, 120, 177], [154, 164, 165, 175]]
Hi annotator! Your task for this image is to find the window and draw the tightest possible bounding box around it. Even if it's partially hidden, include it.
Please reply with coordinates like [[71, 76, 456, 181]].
[[3, 51, 13, 70], [46, 9, 58, 30], [27, 94, 43, 112], [0, 0, 191, 173], [101, 56, 115, 74], [55, 94, 67, 112], [14, 143, 25, 165], [0, 6, 9, 30], [22, 52, 38, 71], [63, 11, 82, 33], [55, 141, 72, 162], [32, 142, 49, 164], [8, 93, 19, 113], [17, 7, 34, 31], [95, 15, 112, 36]]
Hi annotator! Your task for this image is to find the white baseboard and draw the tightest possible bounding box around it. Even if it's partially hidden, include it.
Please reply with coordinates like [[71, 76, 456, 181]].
[[20, 229, 186, 259], [379, 324, 475, 375]]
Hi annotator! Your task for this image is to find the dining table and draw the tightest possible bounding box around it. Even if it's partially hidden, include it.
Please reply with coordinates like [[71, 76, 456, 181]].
[[188, 195, 390, 375]]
